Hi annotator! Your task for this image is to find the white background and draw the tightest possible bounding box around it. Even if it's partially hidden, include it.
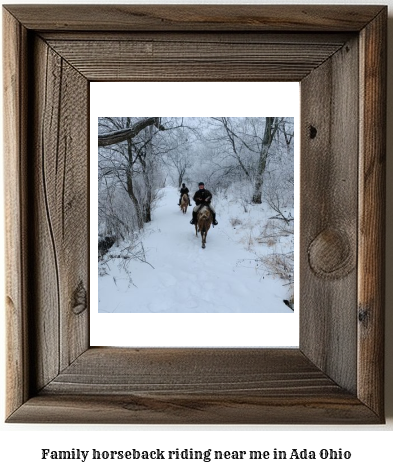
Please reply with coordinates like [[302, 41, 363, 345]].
[[1, 0, 392, 473], [90, 82, 300, 347]]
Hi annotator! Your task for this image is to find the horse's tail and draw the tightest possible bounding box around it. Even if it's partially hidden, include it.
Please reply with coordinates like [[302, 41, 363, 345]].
[[181, 194, 188, 212]]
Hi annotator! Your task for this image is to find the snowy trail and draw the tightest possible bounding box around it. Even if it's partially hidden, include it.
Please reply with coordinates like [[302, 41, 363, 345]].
[[98, 187, 292, 313]]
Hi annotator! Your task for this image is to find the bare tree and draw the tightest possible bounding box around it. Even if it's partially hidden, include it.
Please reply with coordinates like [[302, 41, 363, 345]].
[[98, 117, 166, 234], [211, 117, 254, 181], [252, 117, 281, 204], [163, 131, 194, 187], [99, 117, 190, 237], [98, 117, 165, 147]]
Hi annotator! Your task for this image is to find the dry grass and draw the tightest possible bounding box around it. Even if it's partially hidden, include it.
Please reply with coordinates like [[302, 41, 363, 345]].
[[257, 217, 294, 309], [230, 217, 243, 227], [259, 251, 294, 282]]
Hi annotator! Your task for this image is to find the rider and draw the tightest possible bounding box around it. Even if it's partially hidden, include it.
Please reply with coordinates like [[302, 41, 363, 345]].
[[178, 183, 191, 206], [190, 182, 218, 226]]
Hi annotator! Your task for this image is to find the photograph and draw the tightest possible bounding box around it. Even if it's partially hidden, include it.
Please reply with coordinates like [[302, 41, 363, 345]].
[[2, 2, 388, 432], [97, 116, 295, 314]]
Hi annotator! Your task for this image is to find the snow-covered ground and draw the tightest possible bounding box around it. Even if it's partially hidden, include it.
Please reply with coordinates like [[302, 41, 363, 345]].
[[98, 186, 293, 313]]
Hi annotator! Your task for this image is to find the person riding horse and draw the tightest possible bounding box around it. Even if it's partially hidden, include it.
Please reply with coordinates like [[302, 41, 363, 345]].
[[178, 183, 191, 206], [190, 182, 218, 226]]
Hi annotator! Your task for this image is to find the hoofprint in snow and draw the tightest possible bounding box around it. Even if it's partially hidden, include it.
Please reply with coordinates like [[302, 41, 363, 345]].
[[98, 186, 293, 313]]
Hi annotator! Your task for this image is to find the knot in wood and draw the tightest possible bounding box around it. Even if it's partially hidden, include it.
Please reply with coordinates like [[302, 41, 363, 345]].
[[72, 281, 87, 315], [308, 228, 355, 279], [309, 125, 317, 139], [358, 306, 370, 327]]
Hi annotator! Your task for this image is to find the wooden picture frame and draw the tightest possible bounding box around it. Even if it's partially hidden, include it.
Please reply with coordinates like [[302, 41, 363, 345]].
[[3, 5, 386, 424]]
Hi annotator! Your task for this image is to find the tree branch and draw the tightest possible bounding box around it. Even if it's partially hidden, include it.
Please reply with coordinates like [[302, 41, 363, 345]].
[[98, 117, 165, 147]]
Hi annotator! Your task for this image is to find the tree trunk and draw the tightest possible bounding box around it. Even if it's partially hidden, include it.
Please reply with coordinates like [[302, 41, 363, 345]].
[[140, 125, 154, 224], [125, 136, 143, 230], [126, 172, 143, 230], [178, 170, 186, 189], [252, 117, 277, 204]]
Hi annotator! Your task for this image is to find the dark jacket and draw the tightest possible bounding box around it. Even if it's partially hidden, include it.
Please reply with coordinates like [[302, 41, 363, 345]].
[[180, 186, 189, 196], [193, 188, 212, 205]]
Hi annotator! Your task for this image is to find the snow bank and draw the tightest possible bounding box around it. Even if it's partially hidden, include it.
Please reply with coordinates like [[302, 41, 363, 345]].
[[98, 186, 293, 314]]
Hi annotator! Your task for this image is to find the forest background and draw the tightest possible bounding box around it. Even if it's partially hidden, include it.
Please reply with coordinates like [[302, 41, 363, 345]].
[[97, 116, 295, 315]]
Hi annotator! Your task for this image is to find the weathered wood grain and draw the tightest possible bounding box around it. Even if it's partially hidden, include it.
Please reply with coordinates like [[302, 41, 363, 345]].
[[9, 392, 379, 425], [7, 349, 380, 424], [358, 9, 386, 417], [45, 39, 347, 82], [300, 36, 359, 394], [40, 31, 354, 44], [17, 36, 90, 393], [3, 8, 30, 418], [3, 5, 386, 424], [44, 348, 340, 395], [3, 5, 384, 32], [30, 36, 89, 388]]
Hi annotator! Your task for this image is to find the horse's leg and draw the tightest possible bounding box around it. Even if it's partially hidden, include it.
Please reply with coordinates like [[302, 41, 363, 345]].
[[195, 224, 198, 237], [202, 230, 206, 248]]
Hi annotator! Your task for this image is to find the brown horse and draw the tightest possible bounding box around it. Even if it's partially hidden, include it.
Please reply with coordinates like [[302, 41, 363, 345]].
[[180, 193, 189, 214], [195, 206, 212, 249]]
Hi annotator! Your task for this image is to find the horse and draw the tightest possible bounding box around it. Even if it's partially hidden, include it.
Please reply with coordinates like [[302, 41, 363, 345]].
[[180, 193, 189, 213], [195, 205, 213, 249]]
